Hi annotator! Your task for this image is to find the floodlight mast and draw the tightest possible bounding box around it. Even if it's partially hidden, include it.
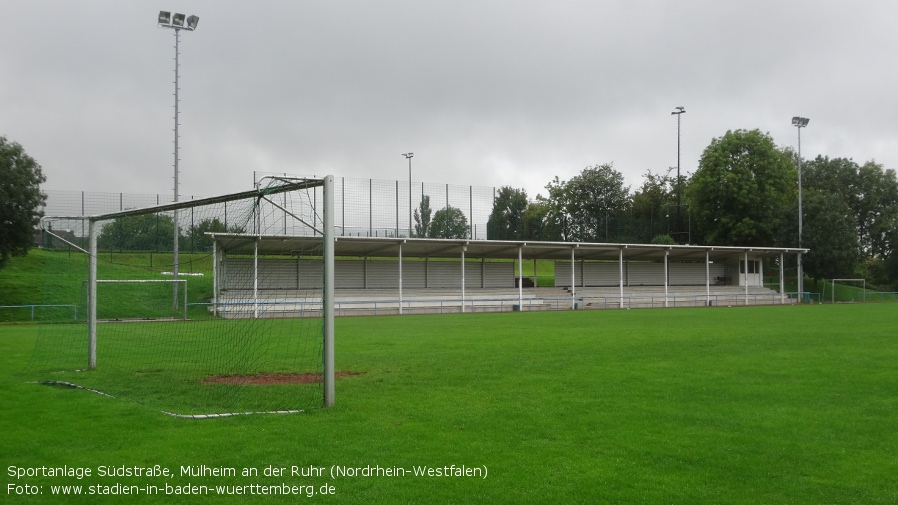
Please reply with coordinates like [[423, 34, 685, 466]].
[[158, 11, 199, 308], [671, 106, 686, 242], [791, 116, 809, 299]]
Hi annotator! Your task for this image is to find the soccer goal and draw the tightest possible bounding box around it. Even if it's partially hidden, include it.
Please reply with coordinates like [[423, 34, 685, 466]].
[[29, 176, 335, 416], [830, 278, 866, 303]]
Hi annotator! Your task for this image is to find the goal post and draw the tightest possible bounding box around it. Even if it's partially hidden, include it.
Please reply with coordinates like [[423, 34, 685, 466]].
[[831, 278, 866, 304], [323, 175, 335, 407], [322, 175, 335, 407]]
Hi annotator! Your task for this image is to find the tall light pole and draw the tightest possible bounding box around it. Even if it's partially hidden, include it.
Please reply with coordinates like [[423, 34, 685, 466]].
[[792, 116, 809, 298], [403, 153, 414, 237], [158, 11, 199, 308], [671, 106, 685, 241]]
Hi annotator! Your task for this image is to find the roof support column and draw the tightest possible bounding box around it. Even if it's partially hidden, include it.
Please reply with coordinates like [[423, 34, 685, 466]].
[[570, 247, 576, 310], [744, 252, 749, 306], [461, 246, 466, 313], [518, 245, 524, 309], [652, 249, 670, 307], [760, 257, 765, 297], [619, 248, 624, 309], [705, 250, 711, 306], [780, 253, 786, 305], [797, 252, 803, 303], [398, 242, 403, 315]]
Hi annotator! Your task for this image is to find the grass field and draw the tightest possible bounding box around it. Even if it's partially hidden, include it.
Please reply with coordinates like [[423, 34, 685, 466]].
[[3, 304, 898, 504]]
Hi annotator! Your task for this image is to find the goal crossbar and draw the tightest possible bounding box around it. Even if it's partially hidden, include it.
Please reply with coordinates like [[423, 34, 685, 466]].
[[85, 177, 324, 222]]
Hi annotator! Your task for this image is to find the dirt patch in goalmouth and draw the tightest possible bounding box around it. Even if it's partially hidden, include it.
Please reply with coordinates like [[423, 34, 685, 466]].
[[203, 371, 365, 386]]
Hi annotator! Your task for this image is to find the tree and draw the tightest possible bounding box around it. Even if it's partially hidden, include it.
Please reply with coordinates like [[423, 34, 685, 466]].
[[632, 168, 681, 243], [98, 214, 175, 251], [803, 156, 898, 259], [487, 186, 528, 240], [522, 198, 560, 241], [428, 206, 469, 239], [544, 163, 630, 242], [184, 218, 245, 252], [887, 242, 898, 290], [780, 189, 860, 283], [0, 136, 46, 268], [857, 162, 898, 259], [651, 234, 677, 245], [413, 194, 432, 238], [686, 129, 796, 246], [632, 169, 676, 219]]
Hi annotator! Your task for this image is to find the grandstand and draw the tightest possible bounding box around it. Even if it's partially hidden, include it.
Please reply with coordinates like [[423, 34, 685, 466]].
[[211, 235, 806, 316]]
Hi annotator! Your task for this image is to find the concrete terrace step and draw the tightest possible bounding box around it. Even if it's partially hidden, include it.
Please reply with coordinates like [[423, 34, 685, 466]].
[[214, 286, 793, 318]]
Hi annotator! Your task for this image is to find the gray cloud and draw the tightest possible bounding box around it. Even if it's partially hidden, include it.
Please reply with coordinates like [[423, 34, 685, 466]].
[[2, 1, 895, 202]]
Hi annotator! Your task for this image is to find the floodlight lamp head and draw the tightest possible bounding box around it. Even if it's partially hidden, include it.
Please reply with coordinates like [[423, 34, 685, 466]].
[[792, 116, 809, 127], [403, 152, 414, 158], [172, 13, 186, 27], [158, 11, 171, 26], [186, 15, 199, 30]]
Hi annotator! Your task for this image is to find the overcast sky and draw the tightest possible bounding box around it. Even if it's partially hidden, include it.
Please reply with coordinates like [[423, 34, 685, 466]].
[[2, 1, 896, 201]]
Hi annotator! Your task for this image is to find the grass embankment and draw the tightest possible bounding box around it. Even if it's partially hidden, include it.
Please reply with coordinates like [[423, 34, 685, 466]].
[[0, 249, 215, 322], [3, 304, 898, 503]]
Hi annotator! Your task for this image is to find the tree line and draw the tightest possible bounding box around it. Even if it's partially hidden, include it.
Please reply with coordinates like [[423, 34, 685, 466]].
[[485, 129, 898, 289], [95, 214, 244, 253], [3, 131, 897, 289]]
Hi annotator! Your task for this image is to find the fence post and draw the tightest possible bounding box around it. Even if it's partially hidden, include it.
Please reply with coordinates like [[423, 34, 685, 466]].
[[469, 185, 473, 239]]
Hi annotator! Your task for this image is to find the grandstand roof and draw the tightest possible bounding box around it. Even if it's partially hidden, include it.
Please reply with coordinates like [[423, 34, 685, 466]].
[[210, 234, 808, 262]]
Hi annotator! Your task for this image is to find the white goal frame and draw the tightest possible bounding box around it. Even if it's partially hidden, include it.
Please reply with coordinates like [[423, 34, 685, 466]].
[[831, 278, 866, 304], [85, 176, 336, 407]]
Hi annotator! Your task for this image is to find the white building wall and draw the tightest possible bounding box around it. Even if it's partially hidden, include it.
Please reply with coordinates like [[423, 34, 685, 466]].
[[555, 260, 727, 287], [222, 258, 515, 291]]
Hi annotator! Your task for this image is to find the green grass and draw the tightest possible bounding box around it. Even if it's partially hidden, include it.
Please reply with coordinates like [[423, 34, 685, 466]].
[[23, 317, 324, 415], [3, 304, 898, 503]]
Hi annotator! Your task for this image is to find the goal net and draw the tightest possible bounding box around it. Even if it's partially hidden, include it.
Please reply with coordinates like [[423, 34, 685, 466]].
[[25, 176, 335, 417]]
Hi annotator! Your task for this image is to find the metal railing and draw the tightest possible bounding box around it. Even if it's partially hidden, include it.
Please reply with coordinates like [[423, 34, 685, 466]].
[[195, 291, 809, 319], [0, 304, 78, 321]]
